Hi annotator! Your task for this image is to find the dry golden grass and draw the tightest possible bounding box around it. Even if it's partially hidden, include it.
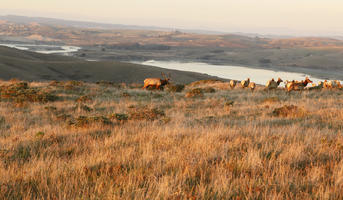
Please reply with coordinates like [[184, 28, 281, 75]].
[[1, 81, 343, 199]]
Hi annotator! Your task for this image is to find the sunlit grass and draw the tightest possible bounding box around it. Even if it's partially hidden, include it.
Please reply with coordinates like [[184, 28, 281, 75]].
[[1, 80, 343, 199]]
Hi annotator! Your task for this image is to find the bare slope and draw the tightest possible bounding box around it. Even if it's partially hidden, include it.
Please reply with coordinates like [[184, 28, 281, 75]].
[[0, 46, 223, 83]]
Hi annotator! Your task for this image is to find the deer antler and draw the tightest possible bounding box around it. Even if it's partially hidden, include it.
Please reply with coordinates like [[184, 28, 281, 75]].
[[161, 72, 167, 79]]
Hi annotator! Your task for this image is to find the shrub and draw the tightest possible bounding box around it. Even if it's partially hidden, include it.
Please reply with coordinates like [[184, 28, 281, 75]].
[[35, 131, 45, 138], [65, 80, 84, 87], [185, 88, 204, 98], [225, 100, 234, 107], [109, 113, 129, 122], [96, 81, 123, 89], [56, 114, 72, 121], [202, 87, 216, 93], [49, 80, 64, 87], [129, 107, 165, 121], [121, 92, 131, 98], [68, 116, 112, 127], [129, 83, 143, 89], [73, 104, 93, 112], [272, 105, 307, 117], [0, 82, 58, 104], [64, 81, 84, 90], [96, 81, 114, 86], [44, 106, 57, 112], [76, 95, 93, 103], [188, 80, 224, 87], [261, 97, 280, 104], [166, 84, 185, 93]]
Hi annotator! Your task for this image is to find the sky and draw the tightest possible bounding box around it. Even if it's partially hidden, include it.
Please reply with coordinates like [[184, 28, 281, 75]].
[[1, 0, 343, 36]]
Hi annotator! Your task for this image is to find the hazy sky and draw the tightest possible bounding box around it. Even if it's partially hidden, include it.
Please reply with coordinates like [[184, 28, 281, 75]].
[[1, 0, 343, 35]]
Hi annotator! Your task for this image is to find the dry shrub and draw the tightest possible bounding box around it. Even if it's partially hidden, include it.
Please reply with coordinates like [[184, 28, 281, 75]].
[[187, 79, 229, 90], [225, 100, 234, 107], [96, 81, 124, 89], [273, 105, 307, 117], [185, 88, 204, 98], [65, 80, 84, 86], [188, 79, 224, 87], [121, 92, 131, 98], [49, 80, 64, 87], [129, 83, 143, 89], [56, 113, 72, 121], [44, 106, 57, 112], [96, 80, 114, 86], [76, 95, 93, 103], [166, 84, 185, 93], [64, 80, 84, 90], [9, 78, 20, 83], [202, 87, 216, 93], [261, 97, 280, 104], [0, 82, 57, 104], [129, 107, 165, 121], [73, 104, 93, 112], [109, 113, 129, 123], [68, 116, 111, 127]]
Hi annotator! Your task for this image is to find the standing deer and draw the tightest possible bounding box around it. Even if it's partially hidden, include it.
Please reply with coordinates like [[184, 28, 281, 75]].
[[229, 80, 237, 89], [266, 77, 283, 90], [241, 78, 250, 89], [249, 82, 256, 92], [143, 73, 171, 90]]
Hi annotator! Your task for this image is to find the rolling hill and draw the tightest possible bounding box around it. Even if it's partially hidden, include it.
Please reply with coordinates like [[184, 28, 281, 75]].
[[0, 46, 222, 83]]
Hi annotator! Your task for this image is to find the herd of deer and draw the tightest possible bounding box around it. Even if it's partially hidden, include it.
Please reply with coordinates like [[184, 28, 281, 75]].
[[143, 73, 342, 92], [229, 77, 342, 92], [229, 77, 343, 92]]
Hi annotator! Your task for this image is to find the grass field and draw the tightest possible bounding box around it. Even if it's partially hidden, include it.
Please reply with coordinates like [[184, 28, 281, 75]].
[[1, 80, 343, 199]]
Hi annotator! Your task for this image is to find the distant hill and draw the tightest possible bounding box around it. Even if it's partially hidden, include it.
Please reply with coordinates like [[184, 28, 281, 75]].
[[1, 15, 343, 48], [0, 15, 225, 35], [0, 46, 224, 83]]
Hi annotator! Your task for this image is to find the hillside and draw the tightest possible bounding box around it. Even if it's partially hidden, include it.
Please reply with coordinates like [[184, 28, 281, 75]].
[[1, 80, 343, 199], [0, 46, 224, 83]]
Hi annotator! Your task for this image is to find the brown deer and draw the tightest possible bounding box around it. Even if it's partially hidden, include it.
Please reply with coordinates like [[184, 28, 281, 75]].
[[143, 73, 171, 90], [266, 77, 283, 90], [241, 78, 250, 89], [286, 77, 313, 92], [229, 80, 237, 89], [249, 82, 256, 92]]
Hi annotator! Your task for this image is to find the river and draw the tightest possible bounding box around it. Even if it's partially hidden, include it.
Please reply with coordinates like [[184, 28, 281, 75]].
[[0, 43, 80, 55], [138, 60, 334, 86]]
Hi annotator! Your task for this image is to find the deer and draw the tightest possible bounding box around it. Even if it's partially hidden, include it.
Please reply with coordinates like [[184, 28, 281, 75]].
[[143, 73, 171, 90], [241, 78, 250, 89], [286, 77, 313, 92], [266, 77, 283, 90], [229, 80, 237, 89], [249, 82, 256, 92], [308, 81, 324, 90]]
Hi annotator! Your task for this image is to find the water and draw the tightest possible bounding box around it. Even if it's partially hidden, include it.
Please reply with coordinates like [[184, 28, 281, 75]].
[[0, 43, 80, 55], [138, 60, 333, 86]]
